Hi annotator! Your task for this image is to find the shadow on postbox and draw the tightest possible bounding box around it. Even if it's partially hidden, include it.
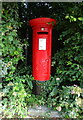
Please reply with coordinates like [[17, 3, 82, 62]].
[[29, 17, 56, 81]]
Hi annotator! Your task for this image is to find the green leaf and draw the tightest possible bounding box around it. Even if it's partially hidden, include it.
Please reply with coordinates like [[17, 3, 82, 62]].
[[65, 15, 69, 19], [50, 87, 58, 97], [2, 15, 7, 19], [78, 17, 83, 21], [67, 61, 72, 65], [10, 30, 17, 36], [9, 36, 13, 41], [27, 81, 33, 89], [73, 18, 76, 21], [14, 51, 19, 55]]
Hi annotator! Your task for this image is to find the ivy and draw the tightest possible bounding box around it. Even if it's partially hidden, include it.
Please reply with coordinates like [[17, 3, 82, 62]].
[[41, 2, 83, 118], [1, 2, 83, 118], [1, 3, 30, 118]]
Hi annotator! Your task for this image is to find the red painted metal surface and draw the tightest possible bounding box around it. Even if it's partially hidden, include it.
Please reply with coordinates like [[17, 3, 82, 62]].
[[29, 17, 56, 81]]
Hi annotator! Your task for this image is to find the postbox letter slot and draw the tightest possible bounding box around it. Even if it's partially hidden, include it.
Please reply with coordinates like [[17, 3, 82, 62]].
[[37, 32, 48, 34]]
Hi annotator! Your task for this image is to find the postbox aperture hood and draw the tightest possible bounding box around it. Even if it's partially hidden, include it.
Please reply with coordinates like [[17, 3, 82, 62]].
[[29, 17, 56, 27]]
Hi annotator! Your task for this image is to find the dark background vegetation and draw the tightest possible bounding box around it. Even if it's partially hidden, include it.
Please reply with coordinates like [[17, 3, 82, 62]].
[[1, 2, 83, 118]]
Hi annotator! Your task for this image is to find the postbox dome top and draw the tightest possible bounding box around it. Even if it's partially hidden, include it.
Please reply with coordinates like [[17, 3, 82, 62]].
[[29, 17, 56, 27]]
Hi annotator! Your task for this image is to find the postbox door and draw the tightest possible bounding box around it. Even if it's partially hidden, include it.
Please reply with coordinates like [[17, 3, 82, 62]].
[[33, 32, 51, 80]]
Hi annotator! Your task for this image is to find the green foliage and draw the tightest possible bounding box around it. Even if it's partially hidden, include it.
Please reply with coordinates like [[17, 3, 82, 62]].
[[41, 2, 83, 118], [54, 86, 83, 118], [1, 74, 34, 118], [2, 81, 27, 118], [1, 2, 83, 119], [1, 3, 32, 118], [0, 60, 8, 77], [41, 80, 83, 118], [65, 15, 77, 22], [1, 4, 24, 77], [52, 21, 83, 87]]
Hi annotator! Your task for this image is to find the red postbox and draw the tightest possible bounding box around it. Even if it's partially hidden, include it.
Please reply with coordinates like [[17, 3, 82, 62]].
[[29, 17, 56, 81]]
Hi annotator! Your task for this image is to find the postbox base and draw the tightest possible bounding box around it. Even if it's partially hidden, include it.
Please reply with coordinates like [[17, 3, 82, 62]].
[[35, 79, 49, 81]]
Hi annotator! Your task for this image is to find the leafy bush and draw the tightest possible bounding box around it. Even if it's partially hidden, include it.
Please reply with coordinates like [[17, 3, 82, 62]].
[[42, 81, 83, 118], [1, 4, 23, 79], [1, 2, 83, 119], [1, 3, 32, 118], [2, 74, 34, 118], [41, 3, 83, 118]]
